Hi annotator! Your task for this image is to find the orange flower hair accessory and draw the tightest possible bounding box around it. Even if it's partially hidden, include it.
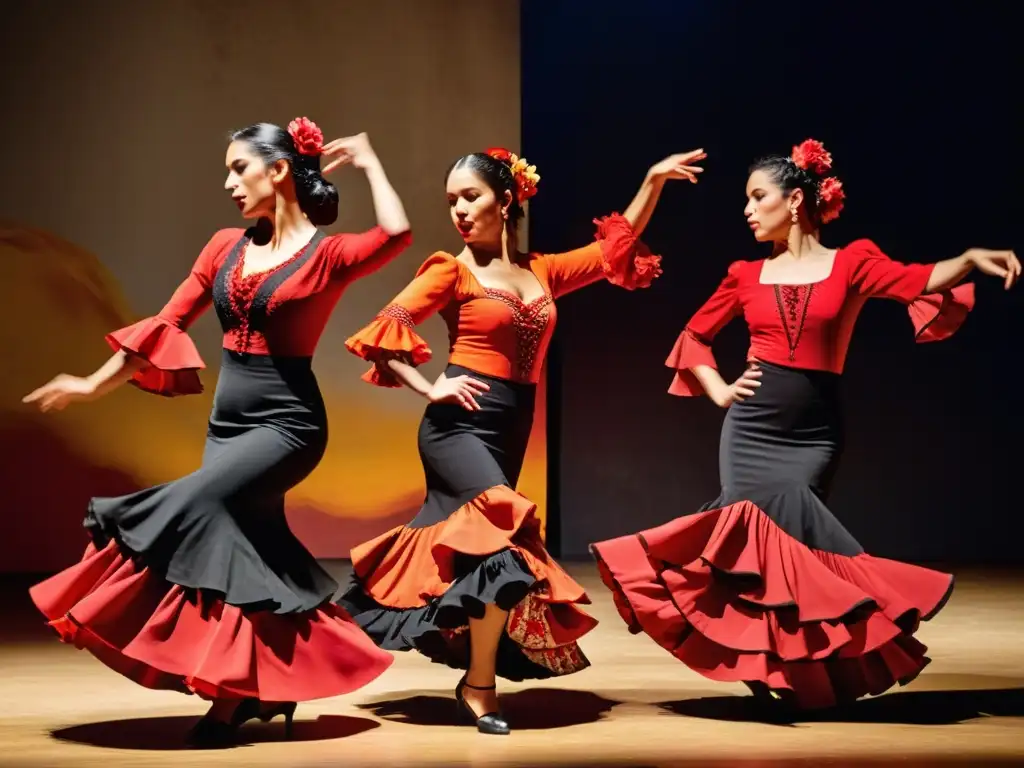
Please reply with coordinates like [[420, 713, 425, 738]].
[[791, 138, 844, 223], [288, 117, 324, 156], [485, 146, 540, 203]]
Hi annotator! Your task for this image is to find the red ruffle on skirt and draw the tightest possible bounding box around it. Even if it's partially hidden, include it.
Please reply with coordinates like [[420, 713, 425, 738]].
[[591, 501, 953, 709], [30, 540, 393, 701], [351, 485, 597, 676]]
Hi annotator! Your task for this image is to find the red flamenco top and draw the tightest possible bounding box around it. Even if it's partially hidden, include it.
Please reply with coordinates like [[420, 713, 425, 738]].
[[347, 214, 661, 386], [667, 238, 975, 396], [105, 226, 412, 396]]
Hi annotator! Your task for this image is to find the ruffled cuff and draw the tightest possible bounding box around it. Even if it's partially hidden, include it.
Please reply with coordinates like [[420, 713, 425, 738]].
[[593, 213, 663, 290], [665, 329, 716, 396], [909, 283, 975, 343], [345, 305, 432, 388], [105, 317, 205, 396]]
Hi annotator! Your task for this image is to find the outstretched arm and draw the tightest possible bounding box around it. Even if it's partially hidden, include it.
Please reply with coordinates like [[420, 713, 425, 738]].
[[539, 150, 706, 298], [622, 149, 706, 236], [22, 351, 147, 412], [925, 248, 1020, 293], [852, 240, 1020, 298], [22, 230, 232, 411]]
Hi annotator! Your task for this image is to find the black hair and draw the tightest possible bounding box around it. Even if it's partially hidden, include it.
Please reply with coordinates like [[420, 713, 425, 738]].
[[748, 155, 824, 224], [230, 122, 339, 226], [445, 152, 525, 226]]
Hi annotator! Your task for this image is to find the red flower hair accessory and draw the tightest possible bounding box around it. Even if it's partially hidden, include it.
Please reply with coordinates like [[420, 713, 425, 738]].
[[791, 138, 833, 175], [791, 138, 844, 223], [485, 146, 541, 203], [817, 176, 845, 223], [288, 117, 324, 157]]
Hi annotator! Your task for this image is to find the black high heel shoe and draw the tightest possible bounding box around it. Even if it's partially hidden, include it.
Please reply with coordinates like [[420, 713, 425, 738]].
[[185, 715, 238, 748], [255, 701, 297, 739], [186, 699, 254, 747], [185, 698, 297, 746], [455, 677, 510, 735]]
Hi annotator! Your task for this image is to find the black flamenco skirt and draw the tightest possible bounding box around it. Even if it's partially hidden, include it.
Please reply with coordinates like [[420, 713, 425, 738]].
[[30, 350, 392, 701], [337, 365, 596, 681], [591, 361, 954, 709]]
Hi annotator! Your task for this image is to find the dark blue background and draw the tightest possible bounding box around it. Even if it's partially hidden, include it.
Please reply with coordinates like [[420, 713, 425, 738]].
[[522, 1, 1020, 561]]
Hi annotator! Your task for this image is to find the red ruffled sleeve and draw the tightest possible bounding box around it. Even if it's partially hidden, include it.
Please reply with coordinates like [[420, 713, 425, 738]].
[[345, 253, 459, 387], [321, 226, 413, 284], [908, 283, 975, 342], [538, 213, 662, 298], [104, 229, 238, 396], [847, 239, 974, 342], [105, 317, 205, 396], [666, 261, 743, 396]]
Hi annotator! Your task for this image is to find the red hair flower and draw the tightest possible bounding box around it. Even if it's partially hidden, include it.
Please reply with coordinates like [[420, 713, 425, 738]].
[[817, 176, 845, 223], [485, 146, 540, 203], [791, 138, 833, 175], [288, 117, 324, 156], [485, 147, 514, 163]]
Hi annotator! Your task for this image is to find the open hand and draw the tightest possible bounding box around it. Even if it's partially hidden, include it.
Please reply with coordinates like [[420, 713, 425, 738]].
[[22, 374, 96, 413], [321, 132, 379, 174], [428, 374, 491, 411], [648, 149, 707, 184]]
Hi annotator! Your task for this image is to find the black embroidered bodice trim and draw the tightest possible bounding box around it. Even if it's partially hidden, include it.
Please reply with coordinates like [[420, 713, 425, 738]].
[[773, 284, 814, 361], [213, 230, 325, 350]]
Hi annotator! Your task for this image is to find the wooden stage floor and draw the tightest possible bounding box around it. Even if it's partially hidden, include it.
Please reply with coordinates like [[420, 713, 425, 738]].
[[1, 563, 1022, 767]]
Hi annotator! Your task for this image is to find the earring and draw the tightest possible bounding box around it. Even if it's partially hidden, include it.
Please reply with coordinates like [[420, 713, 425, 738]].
[[502, 210, 508, 220], [790, 209, 798, 223]]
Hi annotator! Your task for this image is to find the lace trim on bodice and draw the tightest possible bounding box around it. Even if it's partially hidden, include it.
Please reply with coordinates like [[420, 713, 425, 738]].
[[773, 284, 814, 361], [483, 289, 554, 380]]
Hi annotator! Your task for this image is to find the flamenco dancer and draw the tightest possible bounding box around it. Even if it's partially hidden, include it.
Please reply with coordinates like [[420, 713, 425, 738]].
[[338, 146, 704, 734], [591, 139, 1020, 710], [22, 117, 412, 745]]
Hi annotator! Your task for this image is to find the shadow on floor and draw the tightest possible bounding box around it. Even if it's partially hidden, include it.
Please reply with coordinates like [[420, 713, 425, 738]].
[[358, 686, 620, 729], [659, 677, 1024, 726], [50, 713, 379, 750]]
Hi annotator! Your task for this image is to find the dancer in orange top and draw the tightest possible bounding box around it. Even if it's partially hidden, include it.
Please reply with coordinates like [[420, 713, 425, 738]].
[[23, 118, 411, 746], [591, 138, 1019, 710], [339, 145, 705, 734]]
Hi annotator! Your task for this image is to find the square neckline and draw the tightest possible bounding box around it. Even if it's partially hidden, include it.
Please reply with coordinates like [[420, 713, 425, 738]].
[[757, 246, 842, 287], [455, 253, 551, 306]]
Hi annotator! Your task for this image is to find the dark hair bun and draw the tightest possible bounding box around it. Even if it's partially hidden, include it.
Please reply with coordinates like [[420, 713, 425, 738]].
[[293, 166, 339, 226]]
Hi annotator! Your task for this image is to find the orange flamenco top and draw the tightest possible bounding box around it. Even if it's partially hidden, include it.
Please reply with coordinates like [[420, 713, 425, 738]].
[[666, 238, 975, 396], [346, 214, 661, 386], [102, 226, 412, 396]]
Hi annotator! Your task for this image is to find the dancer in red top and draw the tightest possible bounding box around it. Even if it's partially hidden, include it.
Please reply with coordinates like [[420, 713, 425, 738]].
[[23, 118, 412, 745], [338, 146, 705, 734], [591, 139, 1019, 710]]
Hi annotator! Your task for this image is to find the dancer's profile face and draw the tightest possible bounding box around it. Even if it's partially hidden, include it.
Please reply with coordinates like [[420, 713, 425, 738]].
[[446, 167, 510, 248], [744, 169, 801, 243], [224, 140, 282, 220]]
